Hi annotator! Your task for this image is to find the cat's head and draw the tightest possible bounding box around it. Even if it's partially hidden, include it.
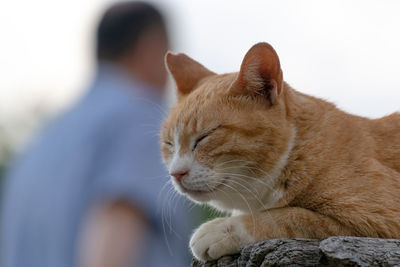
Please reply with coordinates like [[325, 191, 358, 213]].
[[161, 43, 295, 212]]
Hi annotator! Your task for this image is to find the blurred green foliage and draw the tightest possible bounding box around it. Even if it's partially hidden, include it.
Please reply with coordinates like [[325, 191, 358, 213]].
[[0, 134, 12, 193], [200, 204, 228, 223]]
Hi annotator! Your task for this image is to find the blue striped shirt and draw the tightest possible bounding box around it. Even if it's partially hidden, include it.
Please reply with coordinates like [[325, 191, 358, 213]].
[[1, 64, 193, 267]]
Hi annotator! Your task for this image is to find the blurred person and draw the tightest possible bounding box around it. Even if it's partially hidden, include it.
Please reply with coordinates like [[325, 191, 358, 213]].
[[1, 2, 194, 267]]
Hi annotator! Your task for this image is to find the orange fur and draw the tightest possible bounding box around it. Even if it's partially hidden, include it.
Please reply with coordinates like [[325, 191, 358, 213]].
[[161, 43, 400, 260]]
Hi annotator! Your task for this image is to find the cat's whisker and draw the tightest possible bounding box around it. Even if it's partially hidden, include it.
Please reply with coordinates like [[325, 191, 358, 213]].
[[217, 164, 274, 180], [217, 177, 282, 236], [205, 181, 235, 212], [206, 176, 282, 237], [166, 186, 178, 231], [216, 172, 276, 192], [215, 159, 253, 167], [242, 165, 279, 178], [215, 159, 256, 168], [145, 174, 171, 180], [228, 177, 283, 231], [142, 130, 165, 139], [135, 97, 168, 118], [157, 179, 172, 204], [166, 186, 175, 233], [167, 189, 182, 238], [227, 178, 271, 213], [172, 192, 183, 228], [208, 181, 257, 235], [159, 179, 185, 255], [187, 201, 198, 213], [233, 174, 276, 193], [159, 181, 173, 231], [161, 185, 174, 256], [223, 178, 269, 211]]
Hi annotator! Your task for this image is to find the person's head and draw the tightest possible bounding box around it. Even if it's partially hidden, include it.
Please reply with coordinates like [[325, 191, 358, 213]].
[[96, 1, 169, 89]]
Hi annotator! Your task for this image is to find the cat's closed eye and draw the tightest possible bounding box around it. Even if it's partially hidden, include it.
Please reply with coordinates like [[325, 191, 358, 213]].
[[193, 134, 209, 151], [192, 125, 221, 151], [163, 140, 173, 149]]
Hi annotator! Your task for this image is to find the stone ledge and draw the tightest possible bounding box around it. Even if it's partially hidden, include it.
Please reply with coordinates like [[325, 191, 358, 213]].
[[191, 237, 400, 266]]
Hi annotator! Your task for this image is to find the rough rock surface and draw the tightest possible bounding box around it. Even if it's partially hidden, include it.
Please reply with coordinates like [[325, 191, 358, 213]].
[[191, 237, 400, 267]]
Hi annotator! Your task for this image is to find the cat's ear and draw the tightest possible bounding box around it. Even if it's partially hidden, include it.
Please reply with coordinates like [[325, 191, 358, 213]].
[[165, 52, 215, 99], [231, 42, 283, 105]]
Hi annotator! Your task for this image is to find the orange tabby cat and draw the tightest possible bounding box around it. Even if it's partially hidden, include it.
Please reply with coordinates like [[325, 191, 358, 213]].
[[160, 42, 400, 262]]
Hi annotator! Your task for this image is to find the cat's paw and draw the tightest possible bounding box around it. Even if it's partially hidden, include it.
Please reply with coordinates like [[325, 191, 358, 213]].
[[190, 216, 255, 262]]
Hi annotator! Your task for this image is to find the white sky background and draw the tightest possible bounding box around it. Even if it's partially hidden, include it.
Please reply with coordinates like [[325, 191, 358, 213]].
[[0, 0, 399, 125]]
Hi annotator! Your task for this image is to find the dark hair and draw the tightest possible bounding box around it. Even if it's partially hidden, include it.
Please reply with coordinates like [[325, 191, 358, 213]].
[[96, 1, 166, 62]]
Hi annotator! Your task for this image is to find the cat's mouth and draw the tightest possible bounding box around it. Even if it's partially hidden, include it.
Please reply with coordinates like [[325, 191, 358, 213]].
[[178, 178, 227, 198]]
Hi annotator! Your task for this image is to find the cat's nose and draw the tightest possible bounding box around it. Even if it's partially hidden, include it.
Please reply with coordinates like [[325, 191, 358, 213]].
[[170, 170, 189, 182]]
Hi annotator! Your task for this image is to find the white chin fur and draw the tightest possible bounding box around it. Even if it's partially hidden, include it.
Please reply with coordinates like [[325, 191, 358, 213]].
[[170, 175, 213, 203]]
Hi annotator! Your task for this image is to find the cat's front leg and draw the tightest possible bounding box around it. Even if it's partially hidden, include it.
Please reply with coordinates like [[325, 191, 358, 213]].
[[190, 207, 355, 261], [190, 216, 255, 262]]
